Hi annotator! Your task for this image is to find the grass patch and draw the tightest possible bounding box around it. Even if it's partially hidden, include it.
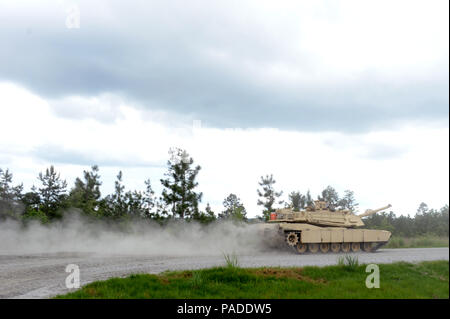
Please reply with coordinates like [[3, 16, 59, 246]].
[[56, 260, 449, 299], [337, 255, 359, 271], [386, 236, 449, 248], [190, 270, 205, 288], [223, 252, 239, 268]]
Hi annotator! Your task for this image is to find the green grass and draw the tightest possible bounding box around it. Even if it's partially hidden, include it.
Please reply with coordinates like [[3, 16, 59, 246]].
[[56, 260, 449, 299], [223, 252, 239, 268], [386, 236, 449, 248], [337, 255, 359, 270]]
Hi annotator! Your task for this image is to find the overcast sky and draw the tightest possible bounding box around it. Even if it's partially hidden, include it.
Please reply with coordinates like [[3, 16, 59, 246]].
[[0, 0, 448, 217]]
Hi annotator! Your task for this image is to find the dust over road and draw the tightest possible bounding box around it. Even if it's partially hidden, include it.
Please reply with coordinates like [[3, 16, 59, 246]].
[[0, 248, 448, 299]]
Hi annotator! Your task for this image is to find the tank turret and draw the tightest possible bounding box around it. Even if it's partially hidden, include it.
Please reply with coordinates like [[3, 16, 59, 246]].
[[270, 201, 392, 228], [262, 200, 392, 254], [357, 204, 392, 218]]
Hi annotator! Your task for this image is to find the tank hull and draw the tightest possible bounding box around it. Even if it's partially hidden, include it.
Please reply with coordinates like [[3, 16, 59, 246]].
[[261, 222, 391, 253]]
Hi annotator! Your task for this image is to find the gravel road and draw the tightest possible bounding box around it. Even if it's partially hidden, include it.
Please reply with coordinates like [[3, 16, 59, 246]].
[[0, 247, 448, 299]]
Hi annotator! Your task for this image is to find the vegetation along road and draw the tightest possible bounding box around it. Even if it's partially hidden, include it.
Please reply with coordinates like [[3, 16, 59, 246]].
[[0, 247, 448, 299]]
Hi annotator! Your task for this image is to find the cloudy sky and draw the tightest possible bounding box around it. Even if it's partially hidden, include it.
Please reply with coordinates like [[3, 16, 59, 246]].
[[0, 0, 448, 217]]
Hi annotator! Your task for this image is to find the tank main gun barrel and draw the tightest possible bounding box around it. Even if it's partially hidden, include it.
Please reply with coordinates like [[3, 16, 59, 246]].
[[358, 204, 392, 218]]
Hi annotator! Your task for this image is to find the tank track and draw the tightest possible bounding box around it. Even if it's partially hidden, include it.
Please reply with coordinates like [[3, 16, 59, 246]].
[[287, 241, 388, 254], [283, 232, 388, 254]]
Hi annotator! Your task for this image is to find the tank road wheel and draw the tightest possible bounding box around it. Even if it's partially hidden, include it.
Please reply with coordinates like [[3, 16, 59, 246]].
[[308, 243, 319, 253], [351, 243, 361, 252], [320, 243, 330, 253], [285, 232, 299, 247], [296, 243, 308, 254], [372, 242, 386, 251], [363, 242, 374, 252], [341, 243, 351, 253], [330, 243, 341, 253]]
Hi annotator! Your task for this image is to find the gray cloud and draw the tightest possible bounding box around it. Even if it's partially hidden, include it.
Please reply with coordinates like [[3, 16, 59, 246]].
[[323, 137, 410, 161], [0, 0, 448, 132], [362, 144, 409, 161], [48, 94, 125, 123], [31, 144, 165, 168]]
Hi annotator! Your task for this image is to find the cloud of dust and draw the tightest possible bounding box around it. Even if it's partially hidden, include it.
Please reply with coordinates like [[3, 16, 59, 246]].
[[0, 212, 273, 256]]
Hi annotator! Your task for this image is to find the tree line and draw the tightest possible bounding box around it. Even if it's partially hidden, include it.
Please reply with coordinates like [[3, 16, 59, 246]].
[[0, 148, 248, 224], [364, 202, 448, 237], [256, 178, 359, 219], [255, 176, 448, 237], [0, 148, 448, 238]]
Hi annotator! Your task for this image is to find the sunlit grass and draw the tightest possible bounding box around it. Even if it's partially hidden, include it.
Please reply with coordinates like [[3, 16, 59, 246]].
[[56, 260, 449, 299]]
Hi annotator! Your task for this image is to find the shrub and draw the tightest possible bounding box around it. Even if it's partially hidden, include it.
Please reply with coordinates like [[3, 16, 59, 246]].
[[337, 255, 359, 271], [223, 252, 239, 268]]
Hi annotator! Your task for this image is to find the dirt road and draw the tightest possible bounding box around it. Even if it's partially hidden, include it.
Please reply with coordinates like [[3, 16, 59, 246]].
[[0, 248, 448, 299]]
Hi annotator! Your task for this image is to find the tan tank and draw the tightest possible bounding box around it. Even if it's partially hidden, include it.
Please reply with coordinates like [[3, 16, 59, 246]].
[[261, 200, 392, 254]]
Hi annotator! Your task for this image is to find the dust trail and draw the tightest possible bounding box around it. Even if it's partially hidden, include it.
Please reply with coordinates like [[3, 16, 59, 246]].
[[0, 212, 269, 256]]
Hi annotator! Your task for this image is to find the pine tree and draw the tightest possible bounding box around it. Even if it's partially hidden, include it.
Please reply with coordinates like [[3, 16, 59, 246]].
[[257, 174, 283, 220], [0, 168, 24, 219], [191, 203, 217, 224], [141, 179, 158, 219], [338, 190, 358, 212], [288, 191, 305, 211], [37, 166, 68, 219], [103, 171, 128, 218], [68, 165, 102, 216], [125, 178, 158, 219], [205, 203, 215, 218], [21, 186, 48, 223], [318, 185, 339, 209], [160, 148, 202, 219], [125, 190, 143, 217], [305, 190, 314, 207], [220, 193, 247, 220]]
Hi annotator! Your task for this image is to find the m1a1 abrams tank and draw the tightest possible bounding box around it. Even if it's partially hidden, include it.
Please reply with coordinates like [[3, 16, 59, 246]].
[[262, 200, 392, 254]]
